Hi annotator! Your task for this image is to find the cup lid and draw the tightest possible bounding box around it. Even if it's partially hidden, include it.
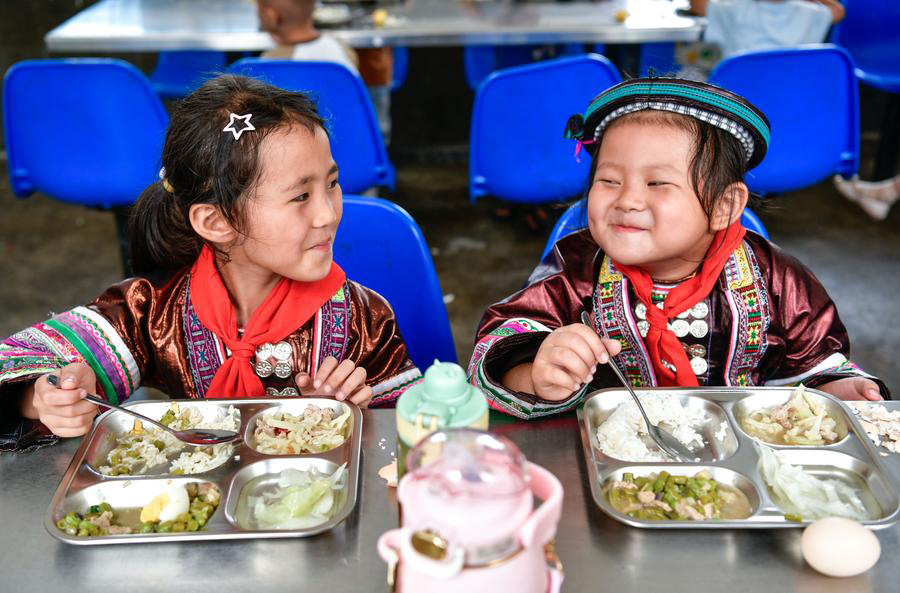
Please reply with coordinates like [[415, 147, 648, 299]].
[[397, 361, 488, 429]]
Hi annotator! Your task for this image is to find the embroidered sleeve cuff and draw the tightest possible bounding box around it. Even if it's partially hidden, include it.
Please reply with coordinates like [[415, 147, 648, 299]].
[[468, 319, 588, 419], [766, 353, 891, 399]]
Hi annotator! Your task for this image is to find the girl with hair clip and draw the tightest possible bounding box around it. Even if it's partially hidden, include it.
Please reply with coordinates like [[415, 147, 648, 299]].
[[0, 75, 420, 451], [468, 78, 889, 420]]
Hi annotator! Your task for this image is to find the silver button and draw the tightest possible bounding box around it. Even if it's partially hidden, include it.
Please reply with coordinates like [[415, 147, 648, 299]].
[[685, 343, 707, 358], [676, 309, 690, 319], [690, 357, 708, 375], [635, 303, 647, 320], [255, 360, 274, 378], [279, 387, 300, 397], [691, 302, 709, 319], [670, 319, 690, 338], [265, 387, 280, 396], [689, 319, 709, 339], [274, 361, 293, 379], [256, 342, 274, 361], [272, 341, 292, 362], [637, 320, 650, 338]]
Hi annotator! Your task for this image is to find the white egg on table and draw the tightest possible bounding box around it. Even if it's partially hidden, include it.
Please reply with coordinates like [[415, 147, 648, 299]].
[[801, 517, 881, 578]]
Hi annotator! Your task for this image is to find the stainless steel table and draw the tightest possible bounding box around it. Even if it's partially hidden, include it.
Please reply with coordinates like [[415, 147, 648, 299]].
[[3, 410, 897, 593], [44, 0, 702, 52]]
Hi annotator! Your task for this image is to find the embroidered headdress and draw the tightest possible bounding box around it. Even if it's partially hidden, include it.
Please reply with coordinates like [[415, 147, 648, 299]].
[[564, 77, 771, 169]]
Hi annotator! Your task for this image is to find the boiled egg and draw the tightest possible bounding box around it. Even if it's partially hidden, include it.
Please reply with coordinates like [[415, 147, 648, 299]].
[[801, 517, 881, 577], [140, 485, 190, 523]]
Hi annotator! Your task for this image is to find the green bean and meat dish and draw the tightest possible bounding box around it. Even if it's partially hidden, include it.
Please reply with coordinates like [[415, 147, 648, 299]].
[[606, 471, 752, 521]]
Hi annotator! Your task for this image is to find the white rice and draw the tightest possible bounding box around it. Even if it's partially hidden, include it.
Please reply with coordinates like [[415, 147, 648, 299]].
[[595, 393, 706, 462], [99, 403, 240, 475]]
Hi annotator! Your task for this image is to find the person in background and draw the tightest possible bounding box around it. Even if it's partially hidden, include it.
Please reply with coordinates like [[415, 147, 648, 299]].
[[257, 0, 359, 73], [678, 0, 845, 80], [833, 174, 900, 221], [0, 75, 421, 452], [467, 77, 886, 420]]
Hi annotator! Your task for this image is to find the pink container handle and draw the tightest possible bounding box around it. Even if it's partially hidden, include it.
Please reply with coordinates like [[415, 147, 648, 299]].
[[518, 462, 563, 549], [378, 528, 403, 565]]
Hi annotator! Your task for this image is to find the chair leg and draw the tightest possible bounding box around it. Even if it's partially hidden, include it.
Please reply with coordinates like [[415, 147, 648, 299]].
[[873, 93, 900, 181], [112, 206, 133, 278]]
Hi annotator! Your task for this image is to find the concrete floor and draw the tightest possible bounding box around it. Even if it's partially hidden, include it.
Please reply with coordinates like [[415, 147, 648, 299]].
[[1, 162, 898, 391]]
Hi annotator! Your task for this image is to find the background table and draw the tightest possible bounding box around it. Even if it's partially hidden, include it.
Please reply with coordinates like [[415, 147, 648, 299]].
[[44, 0, 702, 52], [3, 409, 897, 592]]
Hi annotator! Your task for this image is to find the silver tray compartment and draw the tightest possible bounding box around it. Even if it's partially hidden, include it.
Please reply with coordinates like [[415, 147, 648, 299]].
[[244, 399, 354, 455], [46, 397, 363, 545], [578, 387, 900, 530], [84, 400, 242, 476], [732, 390, 851, 447], [600, 465, 761, 527], [757, 448, 894, 521], [226, 457, 354, 536], [583, 391, 738, 463]]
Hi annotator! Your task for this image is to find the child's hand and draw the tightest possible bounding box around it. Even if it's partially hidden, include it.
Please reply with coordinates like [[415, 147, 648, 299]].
[[532, 324, 622, 401], [294, 356, 373, 408], [21, 362, 98, 437], [816, 377, 883, 401]]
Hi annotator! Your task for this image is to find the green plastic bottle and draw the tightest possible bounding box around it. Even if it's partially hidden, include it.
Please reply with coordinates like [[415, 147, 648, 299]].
[[395, 361, 489, 478]]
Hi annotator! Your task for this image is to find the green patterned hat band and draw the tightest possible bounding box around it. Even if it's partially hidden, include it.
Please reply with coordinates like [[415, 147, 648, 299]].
[[564, 77, 771, 170]]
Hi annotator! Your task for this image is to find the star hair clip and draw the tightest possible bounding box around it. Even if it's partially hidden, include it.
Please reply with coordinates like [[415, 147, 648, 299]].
[[223, 113, 255, 140]]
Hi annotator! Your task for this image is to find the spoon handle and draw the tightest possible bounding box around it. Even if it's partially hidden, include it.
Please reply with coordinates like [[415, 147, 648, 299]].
[[46, 374, 175, 436]]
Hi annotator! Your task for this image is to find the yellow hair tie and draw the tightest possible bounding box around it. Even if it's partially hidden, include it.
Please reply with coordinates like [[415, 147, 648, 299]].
[[162, 178, 174, 193]]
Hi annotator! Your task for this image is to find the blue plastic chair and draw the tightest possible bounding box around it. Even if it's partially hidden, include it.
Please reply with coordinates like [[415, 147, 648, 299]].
[[464, 44, 586, 90], [391, 47, 408, 91], [335, 196, 456, 370], [540, 202, 769, 261], [470, 54, 621, 204], [829, 0, 900, 93], [150, 51, 226, 99], [708, 45, 860, 195], [829, 0, 900, 180], [227, 59, 395, 193], [3, 59, 168, 208]]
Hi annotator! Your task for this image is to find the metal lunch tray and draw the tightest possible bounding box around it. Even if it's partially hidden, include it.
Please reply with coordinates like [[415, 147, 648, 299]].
[[577, 387, 900, 529], [46, 398, 362, 545]]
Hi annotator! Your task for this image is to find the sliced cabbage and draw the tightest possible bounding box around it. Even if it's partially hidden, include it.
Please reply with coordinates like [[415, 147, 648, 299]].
[[251, 464, 347, 529], [756, 442, 869, 521]]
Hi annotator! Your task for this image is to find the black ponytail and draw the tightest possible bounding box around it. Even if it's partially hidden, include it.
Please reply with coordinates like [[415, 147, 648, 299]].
[[129, 181, 203, 275]]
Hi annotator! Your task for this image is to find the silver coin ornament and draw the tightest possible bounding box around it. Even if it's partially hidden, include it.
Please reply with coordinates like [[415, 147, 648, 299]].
[[689, 319, 709, 339], [255, 360, 274, 378], [272, 341, 292, 362], [690, 357, 709, 375], [256, 342, 274, 361], [690, 301, 710, 319], [274, 361, 293, 379], [670, 319, 690, 338], [635, 303, 647, 320], [637, 320, 650, 338]]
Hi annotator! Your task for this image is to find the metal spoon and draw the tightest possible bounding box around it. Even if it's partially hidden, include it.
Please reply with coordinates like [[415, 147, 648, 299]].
[[47, 374, 240, 446], [581, 310, 696, 462]]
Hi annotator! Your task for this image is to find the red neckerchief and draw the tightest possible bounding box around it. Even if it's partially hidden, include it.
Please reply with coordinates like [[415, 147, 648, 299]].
[[189, 246, 345, 398], [614, 221, 746, 386]]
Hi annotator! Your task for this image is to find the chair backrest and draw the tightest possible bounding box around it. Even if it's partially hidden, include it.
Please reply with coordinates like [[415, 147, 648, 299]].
[[391, 46, 408, 91], [3, 59, 168, 208], [226, 58, 395, 194], [335, 195, 456, 370], [829, 0, 900, 90], [540, 202, 769, 261], [464, 43, 586, 90], [470, 54, 621, 204], [708, 45, 859, 194], [150, 51, 227, 99]]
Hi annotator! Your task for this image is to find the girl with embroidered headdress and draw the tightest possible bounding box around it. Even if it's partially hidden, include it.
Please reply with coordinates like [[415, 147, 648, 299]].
[[468, 78, 888, 419], [0, 75, 420, 451]]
